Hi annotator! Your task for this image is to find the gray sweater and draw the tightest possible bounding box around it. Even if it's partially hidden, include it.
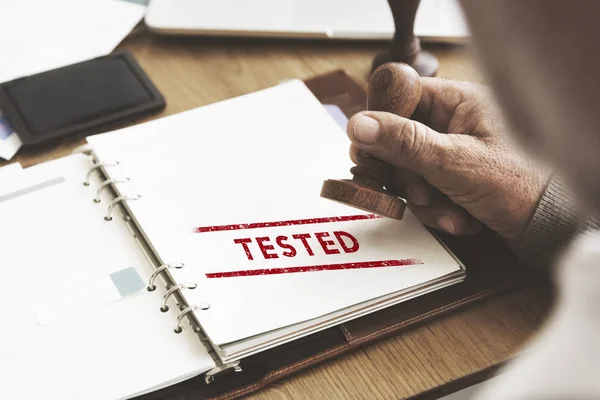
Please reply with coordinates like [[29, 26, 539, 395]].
[[474, 174, 600, 399], [521, 176, 600, 268]]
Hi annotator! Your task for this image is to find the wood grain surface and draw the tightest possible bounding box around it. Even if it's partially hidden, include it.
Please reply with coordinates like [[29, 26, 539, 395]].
[[1, 31, 551, 399]]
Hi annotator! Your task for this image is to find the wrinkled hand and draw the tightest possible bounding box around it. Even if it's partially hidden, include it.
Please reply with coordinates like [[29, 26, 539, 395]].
[[347, 78, 549, 244]]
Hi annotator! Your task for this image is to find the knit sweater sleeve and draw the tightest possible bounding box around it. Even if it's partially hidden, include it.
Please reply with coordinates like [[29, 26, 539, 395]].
[[518, 176, 600, 268]]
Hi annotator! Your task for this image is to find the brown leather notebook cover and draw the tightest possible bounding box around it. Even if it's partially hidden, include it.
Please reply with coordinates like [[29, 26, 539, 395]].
[[135, 70, 540, 400]]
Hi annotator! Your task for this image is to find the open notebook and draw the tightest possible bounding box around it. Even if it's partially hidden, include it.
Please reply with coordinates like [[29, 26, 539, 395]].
[[1, 80, 464, 399]]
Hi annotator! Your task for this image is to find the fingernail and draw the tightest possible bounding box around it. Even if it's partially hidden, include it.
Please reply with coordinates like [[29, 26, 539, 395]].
[[353, 116, 380, 144], [406, 187, 430, 206], [438, 216, 457, 235]]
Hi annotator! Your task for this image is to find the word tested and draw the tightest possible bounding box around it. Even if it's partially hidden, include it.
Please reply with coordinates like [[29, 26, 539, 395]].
[[233, 231, 359, 261]]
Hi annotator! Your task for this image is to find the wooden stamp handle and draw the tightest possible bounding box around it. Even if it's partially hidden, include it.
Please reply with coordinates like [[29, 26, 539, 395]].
[[320, 63, 422, 220], [371, 0, 438, 77], [368, 62, 422, 116], [351, 63, 422, 189], [388, 0, 422, 63]]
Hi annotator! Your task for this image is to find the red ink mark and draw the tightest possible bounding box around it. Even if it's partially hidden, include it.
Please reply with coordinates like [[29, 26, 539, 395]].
[[334, 231, 359, 253], [205, 259, 422, 278], [314, 232, 340, 255], [292, 233, 315, 256], [233, 238, 253, 260], [276, 235, 297, 258], [194, 214, 382, 233], [256, 236, 278, 259]]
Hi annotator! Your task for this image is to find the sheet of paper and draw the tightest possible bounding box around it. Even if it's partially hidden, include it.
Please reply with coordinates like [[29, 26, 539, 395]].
[[88, 81, 462, 346], [0, 160, 22, 180], [0, 0, 145, 83], [31, 266, 146, 326], [0, 154, 214, 400], [221, 273, 462, 360]]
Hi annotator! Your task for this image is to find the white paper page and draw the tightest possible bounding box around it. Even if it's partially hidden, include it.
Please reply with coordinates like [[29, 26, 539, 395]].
[[0, 154, 214, 400], [0, 161, 22, 180], [88, 81, 462, 346], [221, 273, 463, 360], [0, 0, 145, 83], [191, 214, 460, 346]]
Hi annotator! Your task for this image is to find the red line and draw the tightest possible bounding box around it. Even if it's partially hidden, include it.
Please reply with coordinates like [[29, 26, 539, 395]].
[[194, 214, 382, 233], [205, 259, 422, 278]]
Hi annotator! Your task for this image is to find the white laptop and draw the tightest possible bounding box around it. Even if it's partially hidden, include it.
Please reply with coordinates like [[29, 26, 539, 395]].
[[145, 0, 469, 43]]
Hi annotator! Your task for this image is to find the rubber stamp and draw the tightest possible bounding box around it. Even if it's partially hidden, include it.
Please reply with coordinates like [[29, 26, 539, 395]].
[[320, 62, 422, 219]]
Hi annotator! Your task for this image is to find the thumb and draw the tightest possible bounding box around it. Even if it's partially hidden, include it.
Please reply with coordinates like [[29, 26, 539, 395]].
[[347, 111, 456, 176]]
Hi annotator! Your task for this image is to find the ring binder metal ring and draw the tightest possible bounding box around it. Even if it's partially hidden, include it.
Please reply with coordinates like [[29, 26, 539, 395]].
[[160, 283, 198, 312], [147, 262, 185, 291], [174, 304, 210, 334], [83, 161, 119, 186], [83, 152, 244, 382], [104, 195, 141, 221], [205, 362, 243, 384], [94, 177, 131, 203]]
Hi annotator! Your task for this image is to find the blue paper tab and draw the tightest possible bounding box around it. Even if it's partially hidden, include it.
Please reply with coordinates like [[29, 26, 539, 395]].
[[110, 267, 146, 297], [323, 104, 349, 130], [0, 113, 13, 140]]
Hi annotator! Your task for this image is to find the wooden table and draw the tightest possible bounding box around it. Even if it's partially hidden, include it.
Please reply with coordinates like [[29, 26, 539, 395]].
[[3, 31, 552, 399]]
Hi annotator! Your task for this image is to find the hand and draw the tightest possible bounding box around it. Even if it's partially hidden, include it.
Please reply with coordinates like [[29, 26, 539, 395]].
[[347, 78, 549, 244]]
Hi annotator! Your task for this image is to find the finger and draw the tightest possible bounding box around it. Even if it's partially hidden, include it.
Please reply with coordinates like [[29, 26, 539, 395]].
[[408, 196, 483, 236], [347, 110, 460, 177], [411, 77, 461, 128], [349, 143, 360, 164], [351, 143, 435, 206], [389, 168, 435, 207], [411, 78, 484, 133]]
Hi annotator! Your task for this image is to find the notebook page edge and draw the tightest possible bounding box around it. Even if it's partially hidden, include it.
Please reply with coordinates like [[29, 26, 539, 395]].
[[219, 271, 465, 361]]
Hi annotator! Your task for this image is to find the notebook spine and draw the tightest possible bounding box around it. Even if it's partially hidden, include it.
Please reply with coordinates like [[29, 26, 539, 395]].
[[80, 148, 242, 383]]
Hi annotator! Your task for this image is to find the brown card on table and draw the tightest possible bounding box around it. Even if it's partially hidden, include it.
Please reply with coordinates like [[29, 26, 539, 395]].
[[133, 70, 540, 400]]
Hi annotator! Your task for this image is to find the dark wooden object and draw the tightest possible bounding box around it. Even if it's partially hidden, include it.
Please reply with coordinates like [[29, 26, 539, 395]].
[[371, 0, 439, 77], [320, 62, 422, 219]]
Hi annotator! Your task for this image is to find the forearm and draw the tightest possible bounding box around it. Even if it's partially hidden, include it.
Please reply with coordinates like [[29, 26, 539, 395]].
[[518, 176, 600, 268]]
